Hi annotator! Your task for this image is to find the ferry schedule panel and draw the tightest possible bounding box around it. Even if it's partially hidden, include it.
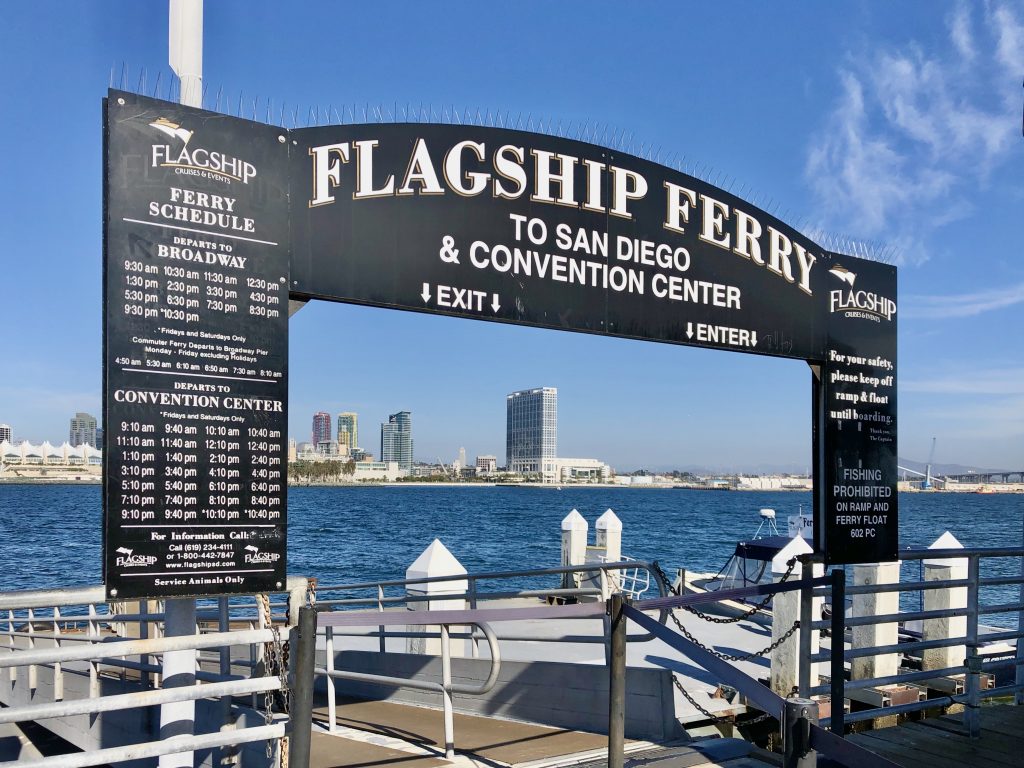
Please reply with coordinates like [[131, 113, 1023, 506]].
[[102, 91, 289, 599]]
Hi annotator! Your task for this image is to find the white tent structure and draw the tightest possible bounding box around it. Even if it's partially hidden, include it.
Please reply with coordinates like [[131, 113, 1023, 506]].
[[0, 440, 101, 466]]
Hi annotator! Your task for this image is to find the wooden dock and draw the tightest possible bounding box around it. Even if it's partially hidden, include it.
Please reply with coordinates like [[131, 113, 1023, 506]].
[[842, 705, 1024, 768]]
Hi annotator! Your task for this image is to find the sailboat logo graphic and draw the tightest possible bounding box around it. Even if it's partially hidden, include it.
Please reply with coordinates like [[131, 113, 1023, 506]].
[[148, 118, 193, 146], [828, 265, 857, 286]]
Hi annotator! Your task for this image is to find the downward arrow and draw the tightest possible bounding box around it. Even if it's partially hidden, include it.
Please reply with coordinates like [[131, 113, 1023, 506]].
[[491, 293, 501, 312], [751, 331, 758, 347], [686, 322, 693, 339], [421, 283, 431, 303]]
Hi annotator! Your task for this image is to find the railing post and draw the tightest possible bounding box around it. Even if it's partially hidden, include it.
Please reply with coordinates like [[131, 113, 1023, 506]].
[[53, 606, 64, 701], [468, 577, 480, 658], [6, 609, 15, 684], [608, 593, 626, 768], [830, 568, 845, 735], [1017, 529, 1024, 706], [88, 603, 99, 698], [440, 623, 455, 759], [783, 697, 818, 768], [964, 555, 981, 738], [377, 584, 386, 654], [799, 566, 813, 698], [325, 625, 336, 733], [159, 599, 197, 768], [289, 605, 317, 768]]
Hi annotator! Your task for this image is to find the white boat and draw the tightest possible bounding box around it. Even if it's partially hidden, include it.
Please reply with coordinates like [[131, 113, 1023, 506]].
[[676, 508, 814, 624]]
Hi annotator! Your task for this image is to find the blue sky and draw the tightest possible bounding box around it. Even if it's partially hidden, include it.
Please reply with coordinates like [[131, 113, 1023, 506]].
[[1, 1, 1022, 473]]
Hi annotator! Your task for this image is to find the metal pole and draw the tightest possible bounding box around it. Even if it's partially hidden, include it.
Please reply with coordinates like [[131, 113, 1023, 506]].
[[829, 568, 845, 735], [159, 599, 197, 768], [378, 585, 386, 654], [1016, 522, 1024, 705], [218, 597, 232, 767], [608, 593, 626, 768], [964, 556, 981, 738], [160, 6, 203, 765], [288, 606, 316, 768], [798, 564, 813, 698], [783, 697, 818, 768], [440, 623, 455, 759], [325, 626, 336, 733]]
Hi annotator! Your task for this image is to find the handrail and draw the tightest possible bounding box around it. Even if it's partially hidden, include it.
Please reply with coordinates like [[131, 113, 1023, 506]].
[[316, 613, 502, 760], [0, 676, 280, 725], [0, 586, 105, 611], [317, 622, 501, 696], [0, 627, 274, 668], [315, 559, 662, 592]]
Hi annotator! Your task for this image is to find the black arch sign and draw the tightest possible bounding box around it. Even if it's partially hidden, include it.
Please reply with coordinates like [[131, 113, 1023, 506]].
[[104, 90, 896, 599]]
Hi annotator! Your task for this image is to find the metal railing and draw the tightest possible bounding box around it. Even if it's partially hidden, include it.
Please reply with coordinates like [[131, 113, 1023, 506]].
[[315, 611, 502, 759], [0, 578, 312, 768], [798, 546, 1024, 736], [303, 577, 900, 768], [315, 559, 668, 651], [619, 582, 903, 768]]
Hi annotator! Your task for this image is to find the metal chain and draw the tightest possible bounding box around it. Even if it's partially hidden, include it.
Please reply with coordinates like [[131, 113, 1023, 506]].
[[653, 561, 800, 728], [279, 735, 289, 768], [257, 593, 291, 760], [654, 558, 797, 625], [672, 675, 775, 726], [666, 603, 801, 662]]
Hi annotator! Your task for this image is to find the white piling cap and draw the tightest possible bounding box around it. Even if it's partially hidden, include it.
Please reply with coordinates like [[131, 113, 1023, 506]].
[[596, 508, 622, 531], [562, 509, 588, 531], [406, 538, 467, 581], [924, 531, 968, 568], [772, 535, 813, 575]]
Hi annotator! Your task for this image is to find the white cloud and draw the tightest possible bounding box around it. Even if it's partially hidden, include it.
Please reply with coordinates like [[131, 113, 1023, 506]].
[[949, 3, 976, 63], [990, 2, 1024, 74], [806, 2, 1023, 264], [902, 366, 1024, 395], [902, 280, 1024, 318]]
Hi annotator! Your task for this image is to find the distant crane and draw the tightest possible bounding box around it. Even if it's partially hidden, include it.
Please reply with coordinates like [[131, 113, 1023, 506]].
[[897, 437, 944, 489]]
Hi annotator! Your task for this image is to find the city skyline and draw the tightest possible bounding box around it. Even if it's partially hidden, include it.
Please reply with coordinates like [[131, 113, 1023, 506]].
[[1, 3, 1022, 472]]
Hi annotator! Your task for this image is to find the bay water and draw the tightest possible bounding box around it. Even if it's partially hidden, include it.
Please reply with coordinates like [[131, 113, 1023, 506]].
[[1, 484, 1020, 599]]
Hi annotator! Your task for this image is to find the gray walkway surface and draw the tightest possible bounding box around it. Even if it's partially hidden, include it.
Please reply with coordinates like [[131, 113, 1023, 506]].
[[321, 599, 784, 722]]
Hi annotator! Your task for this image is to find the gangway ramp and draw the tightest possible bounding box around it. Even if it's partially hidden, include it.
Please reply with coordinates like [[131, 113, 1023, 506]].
[[310, 697, 763, 768]]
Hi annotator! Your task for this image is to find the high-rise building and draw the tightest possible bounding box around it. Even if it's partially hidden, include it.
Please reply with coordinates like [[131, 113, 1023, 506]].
[[69, 412, 98, 448], [380, 411, 413, 471], [312, 412, 332, 446], [506, 387, 557, 475], [0, 424, 11, 444], [337, 412, 358, 453]]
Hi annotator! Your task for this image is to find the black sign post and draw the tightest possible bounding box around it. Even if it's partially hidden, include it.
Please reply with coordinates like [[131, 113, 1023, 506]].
[[103, 94, 899, 578], [819, 255, 898, 563], [103, 91, 289, 599]]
